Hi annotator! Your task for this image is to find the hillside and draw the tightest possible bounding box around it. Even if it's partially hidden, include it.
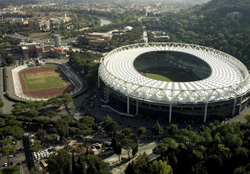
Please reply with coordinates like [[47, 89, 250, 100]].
[[144, 0, 250, 67], [0, 0, 39, 8]]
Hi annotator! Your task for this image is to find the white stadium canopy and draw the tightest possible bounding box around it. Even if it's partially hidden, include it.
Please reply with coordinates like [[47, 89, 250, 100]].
[[99, 43, 250, 104]]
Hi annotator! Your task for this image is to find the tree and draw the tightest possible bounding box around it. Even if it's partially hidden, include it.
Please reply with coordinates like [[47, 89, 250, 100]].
[[245, 113, 250, 124], [126, 152, 148, 174], [5, 55, 14, 65], [31, 141, 41, 152], [111, 137, 122, 160], [137, 127, 146, 136], [122, 128, 132, 137], [11, 126, 24, 140], [148, 160, 173, 174], [132, 144, 138, 157], [45, 111, 57, 119], [121, 138, 137, 159], [35, 129, 46, 141], [58, 94, 73, 108], [125, 162, 135, 174], [72, 153, 77, 174], [76, 155, 110, 174], [27, 110, 39, 117], [3, 146, 16, 166], [151, 123, 163, 135], [30, 167, 43, 174], [153, 138, 178, 155], [46, 134, 59, 144], [47, 149, 72, 174], [167, 124, 178, 137], [55, 119, 69, 142], [102, 116, 118, 135], [0, 98, 4, 108], [112, 137, 118, 153], [79, 116, 96, 128], [0, 139, 11, 148]]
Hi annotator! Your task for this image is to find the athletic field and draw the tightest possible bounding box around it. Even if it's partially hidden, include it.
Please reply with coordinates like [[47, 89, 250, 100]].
[[19, 66, 73, 98], [145, 72, 190, 82], [24, 70, 65, 91]]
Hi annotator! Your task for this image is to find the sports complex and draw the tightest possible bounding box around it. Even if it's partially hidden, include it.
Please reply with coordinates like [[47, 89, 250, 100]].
[[98, 43, 250, 123]]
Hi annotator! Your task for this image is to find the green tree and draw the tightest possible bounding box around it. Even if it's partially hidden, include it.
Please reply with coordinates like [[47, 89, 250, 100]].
[[132, 144, 138, 157], [76, 155, 110, 174], [151, 122, 163, 135], [0, 98, 4, 108], [35, 129, 46, 141], [55, 119, 69, 142], [102, 116, 118, 135], [137, 126, 146, 136], [245, 113, 250, 124], [11, 126, 24, 140], [79, 116, 96, 128], [45, 110, 57, 119], [167, 124, 178, 137], [122, 128, 132, 137], [31, 141, 41, 152], [5, 55, 14, 65], [47, 149, 72, 174], [3, 146, 16, 166], [121, 138, 137, 159], [0, 139, 11, 148], [148, 160, 173, 174], [125, 162, 135, 174], [27, 110, 39, 117]]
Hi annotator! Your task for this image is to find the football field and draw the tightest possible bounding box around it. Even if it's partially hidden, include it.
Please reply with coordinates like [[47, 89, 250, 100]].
[[24, 70, 66, 91], [145, 72, 190, 82]]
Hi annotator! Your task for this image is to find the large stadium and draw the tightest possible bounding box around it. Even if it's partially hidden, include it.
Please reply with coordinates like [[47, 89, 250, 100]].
[[98, 43, 250, 123]]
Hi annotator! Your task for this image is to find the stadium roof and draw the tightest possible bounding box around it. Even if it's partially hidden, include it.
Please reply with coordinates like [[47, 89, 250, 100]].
[[99, 43, 250, 104]]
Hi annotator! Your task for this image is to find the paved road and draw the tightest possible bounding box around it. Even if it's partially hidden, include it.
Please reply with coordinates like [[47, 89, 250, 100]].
[[0, 67, 14, 114], [104, 139, 160, 174], [23, 136, 34, 171]]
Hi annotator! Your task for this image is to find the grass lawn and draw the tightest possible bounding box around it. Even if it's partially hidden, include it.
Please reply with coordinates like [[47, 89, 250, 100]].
[[145, 72, 190, 82], [29, 32, 50, 39], [24, 70, 66, 91], [0, 166, 20, 174]]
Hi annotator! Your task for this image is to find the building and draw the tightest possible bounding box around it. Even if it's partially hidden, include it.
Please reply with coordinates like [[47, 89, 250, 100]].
[[98, 43, 250, 123], [82, 32, 112, 48], [18, 42, 44, 59], [84, 32, 112, 41], [54, 34, 61, 47], [51, 47, 65, 58], [124, 26, 133, 31]]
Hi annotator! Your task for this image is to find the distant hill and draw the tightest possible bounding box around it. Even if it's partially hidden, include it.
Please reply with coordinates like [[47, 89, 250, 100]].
[[144, 0, 250, 66], [201, 0, 250, 16], [0, 0, 39, 8]]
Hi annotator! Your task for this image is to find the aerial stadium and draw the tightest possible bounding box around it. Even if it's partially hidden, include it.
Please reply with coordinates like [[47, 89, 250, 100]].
[[98, 43, 250, 123]]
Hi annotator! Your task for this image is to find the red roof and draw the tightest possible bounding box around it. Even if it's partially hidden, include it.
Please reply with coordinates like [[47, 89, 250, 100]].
[[54, 47, 63, 51]]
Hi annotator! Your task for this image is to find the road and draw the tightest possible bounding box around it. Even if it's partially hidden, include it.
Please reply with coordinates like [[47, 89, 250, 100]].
[[104, 139, 160, 174]]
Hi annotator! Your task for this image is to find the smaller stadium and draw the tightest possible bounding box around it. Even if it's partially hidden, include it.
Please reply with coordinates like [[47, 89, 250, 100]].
[[19, 65, 74, 98], [11, 61, 84, 101]]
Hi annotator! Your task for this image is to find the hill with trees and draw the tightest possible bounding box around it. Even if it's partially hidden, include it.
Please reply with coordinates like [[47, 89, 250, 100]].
[[144, 0, 250, 67], [0, 0, 38, 8]]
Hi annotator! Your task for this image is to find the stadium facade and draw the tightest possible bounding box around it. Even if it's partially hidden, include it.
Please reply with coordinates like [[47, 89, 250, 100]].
[[98, 43, 250, 123]]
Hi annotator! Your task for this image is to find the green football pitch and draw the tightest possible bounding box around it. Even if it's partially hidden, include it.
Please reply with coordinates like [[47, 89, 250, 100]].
[[24, 70, 66, 91], [145, 72, 190, 82]]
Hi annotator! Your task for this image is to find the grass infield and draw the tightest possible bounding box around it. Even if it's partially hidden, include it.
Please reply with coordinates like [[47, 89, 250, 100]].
[[24, 70, 66, 91], [145, 72, 190, 82]]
